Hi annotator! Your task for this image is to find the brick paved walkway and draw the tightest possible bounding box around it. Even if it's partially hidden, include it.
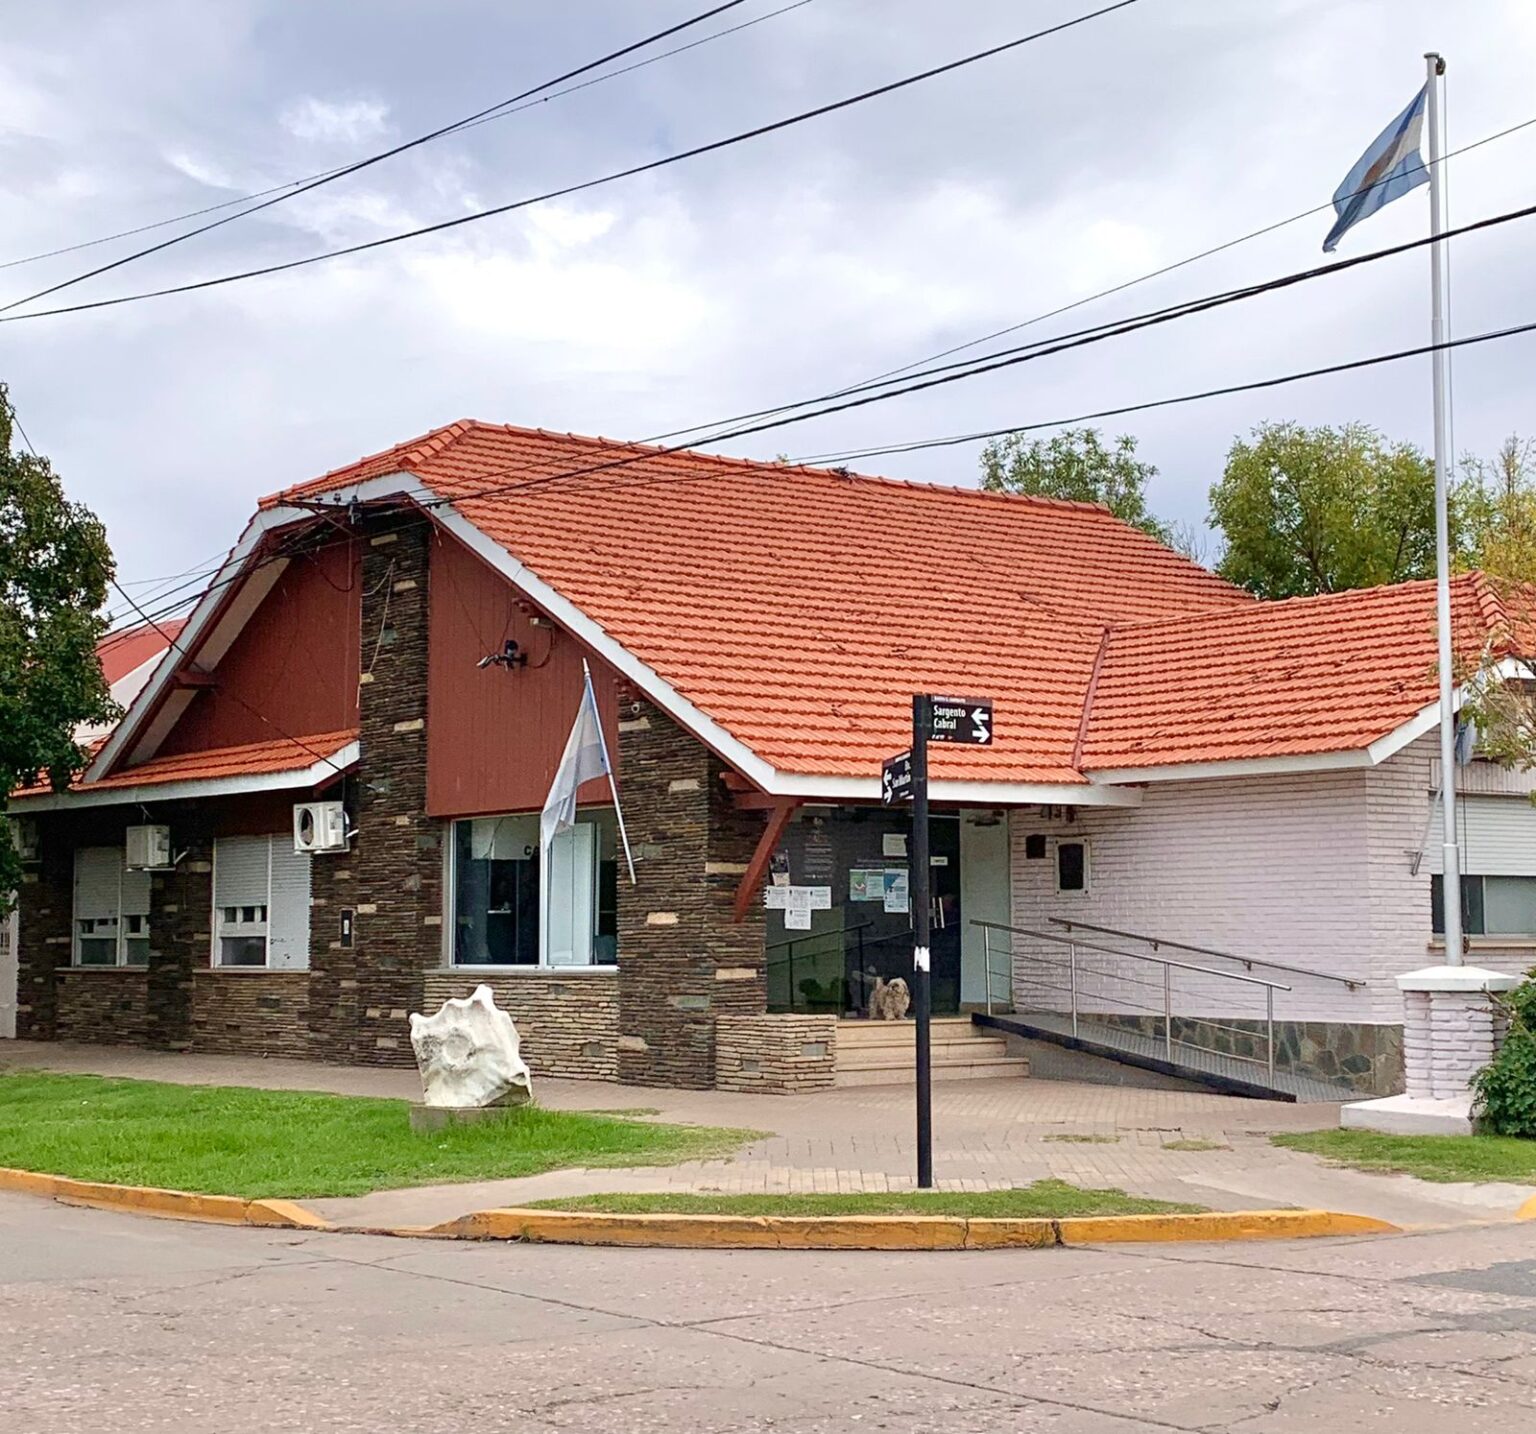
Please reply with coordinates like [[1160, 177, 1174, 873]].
[[6, 1041, 1533, 1231]]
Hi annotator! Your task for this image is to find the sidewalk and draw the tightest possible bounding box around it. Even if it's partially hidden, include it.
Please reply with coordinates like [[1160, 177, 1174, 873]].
[[6, 1040, 1533, 1232]]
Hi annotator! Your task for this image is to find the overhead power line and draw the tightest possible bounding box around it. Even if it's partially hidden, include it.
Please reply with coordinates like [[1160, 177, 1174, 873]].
[[0, 0, 814, 276], [792, 320, 1536, 466], [0, 0, 1142, 323], [0, 0, 760, 314]]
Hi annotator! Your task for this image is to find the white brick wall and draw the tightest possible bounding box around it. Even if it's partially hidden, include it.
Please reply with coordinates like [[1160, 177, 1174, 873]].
[[1007, 756, 1445, 1028]]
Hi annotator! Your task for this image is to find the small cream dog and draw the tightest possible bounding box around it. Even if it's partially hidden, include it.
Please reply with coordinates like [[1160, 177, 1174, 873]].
[[869, 976, 911, 1021]]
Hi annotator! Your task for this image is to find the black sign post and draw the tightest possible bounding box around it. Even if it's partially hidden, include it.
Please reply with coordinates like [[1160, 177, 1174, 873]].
[[910, 696, 934, 1188], [910, 693, 993, 1190]]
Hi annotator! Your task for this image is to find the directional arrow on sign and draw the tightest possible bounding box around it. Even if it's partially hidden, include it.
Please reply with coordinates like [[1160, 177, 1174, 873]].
[[881, 749, 913, 805], [970, 704, 992, 744]]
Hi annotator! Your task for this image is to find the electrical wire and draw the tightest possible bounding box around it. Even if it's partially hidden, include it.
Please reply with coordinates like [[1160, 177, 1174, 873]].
[[0, 1, 815, 275], [0, 0, 759, 313], [0, 1, 1142, 323], [91, 190, 1536, 641]]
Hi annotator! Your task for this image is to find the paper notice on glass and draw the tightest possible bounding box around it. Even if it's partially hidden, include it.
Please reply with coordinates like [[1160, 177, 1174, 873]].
[[806, 886, 832, 910], [883, 869, 910, 914], [764, 887, 791, 910], [784, 906, 812, 930], [882, 832, 908, 858]]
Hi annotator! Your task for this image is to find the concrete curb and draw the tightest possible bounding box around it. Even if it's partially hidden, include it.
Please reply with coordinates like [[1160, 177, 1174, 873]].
[[418, 1206, 1401, 1250], [1518, 1193, 1536, 1221], [0, 1168, 1411, 1247], [0, 1167, 332, 1229]]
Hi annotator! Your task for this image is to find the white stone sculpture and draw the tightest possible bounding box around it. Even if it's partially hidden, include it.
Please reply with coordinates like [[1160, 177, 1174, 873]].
[[409, 985, 533, 1108]]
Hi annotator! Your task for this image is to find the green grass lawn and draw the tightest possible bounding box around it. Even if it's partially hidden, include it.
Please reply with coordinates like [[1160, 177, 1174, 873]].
[[1274, 1129, 1536, 1184], [0, 1071, 759, 1199], [529, 1180, 1205, 1219]]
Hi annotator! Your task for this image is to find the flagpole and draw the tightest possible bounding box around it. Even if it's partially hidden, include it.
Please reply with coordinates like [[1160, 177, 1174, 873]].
[[1425, 50, 1462, 966], [584, 658, 637, 884]]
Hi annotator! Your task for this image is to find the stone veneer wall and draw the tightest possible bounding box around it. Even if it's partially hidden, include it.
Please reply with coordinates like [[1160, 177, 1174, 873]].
[[421, 972, 620, 1081], [191, 972, 313, 1059], [308, 518, 443, 1066], [715, 1014, 837, 1093], [52, 971, 150, 1044], [614, 700, 768, 1088]]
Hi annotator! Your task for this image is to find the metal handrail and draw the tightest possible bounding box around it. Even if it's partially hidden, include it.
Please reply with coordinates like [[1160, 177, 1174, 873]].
[[972, 918, 1286, 1077], [1046, 915, 1363, 991], [972, 921, 1291, 991]]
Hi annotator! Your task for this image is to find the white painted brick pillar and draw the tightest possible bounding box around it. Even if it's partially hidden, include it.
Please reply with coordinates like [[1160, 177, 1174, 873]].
[[1343, 965, 1517, 1135]]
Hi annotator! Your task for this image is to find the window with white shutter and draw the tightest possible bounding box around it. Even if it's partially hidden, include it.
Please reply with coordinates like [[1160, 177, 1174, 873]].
[[73, 847, 151, 967], [212, 835, 311, 969]]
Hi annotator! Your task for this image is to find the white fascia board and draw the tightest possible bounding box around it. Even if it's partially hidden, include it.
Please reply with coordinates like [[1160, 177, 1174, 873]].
[[10, 743, 358, 814], [86, 511, 291, 782], [1086, 748, 1373, 785], [775, 774, 1143, 807]]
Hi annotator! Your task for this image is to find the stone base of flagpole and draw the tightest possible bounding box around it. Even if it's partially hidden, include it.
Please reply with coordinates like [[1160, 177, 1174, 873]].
[[1341, 966, 1518, 1136]]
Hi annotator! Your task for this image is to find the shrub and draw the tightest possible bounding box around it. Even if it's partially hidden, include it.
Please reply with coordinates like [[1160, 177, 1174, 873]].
[[1472, 969, 1536, 1137]]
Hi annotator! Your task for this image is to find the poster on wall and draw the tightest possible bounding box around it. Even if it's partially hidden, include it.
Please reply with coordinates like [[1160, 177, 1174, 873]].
[[849, 869, 885, 902], [785, 907, 812, 930], [883, 869, 910, 914], [770, 850, 791, 887], [802, 825, 835, 883], [882, 832, 908, 858]]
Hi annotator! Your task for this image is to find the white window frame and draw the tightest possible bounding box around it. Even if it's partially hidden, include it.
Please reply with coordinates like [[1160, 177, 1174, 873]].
[[445, 812, 614, 971], [1054, 837, 1091, 896], [210, 835, 310, 971], [72, 847, 151, 968]]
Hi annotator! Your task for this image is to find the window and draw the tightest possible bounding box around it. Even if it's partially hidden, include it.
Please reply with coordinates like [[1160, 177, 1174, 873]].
[[1056, 839, 1089, 894], [73, 847, 151, 967], [1024, 833, 1047, 860], [451, 810, 619, 967], [1432, 874, 1536, 938], [212, 835, 312, 969]]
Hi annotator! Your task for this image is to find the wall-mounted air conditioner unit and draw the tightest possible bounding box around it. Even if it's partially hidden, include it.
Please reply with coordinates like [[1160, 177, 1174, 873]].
[[294, 801, 349, 854], [125, 824, 173, 869], [9, 818, 39, 863]]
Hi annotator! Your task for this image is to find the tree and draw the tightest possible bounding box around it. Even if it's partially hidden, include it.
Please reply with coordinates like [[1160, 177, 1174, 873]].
[[1456, 433, 1536, 583], [1, 388, 117, 908], [1208, 421, 1438, 599], [980, 428, 1176, 545]]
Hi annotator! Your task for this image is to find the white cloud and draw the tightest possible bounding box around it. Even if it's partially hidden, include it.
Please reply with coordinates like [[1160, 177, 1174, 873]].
[[280, 95, 389, 144]]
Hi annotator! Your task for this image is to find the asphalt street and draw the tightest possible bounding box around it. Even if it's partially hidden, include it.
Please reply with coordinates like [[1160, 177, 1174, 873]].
[[2, 1192, 1534, 1433]]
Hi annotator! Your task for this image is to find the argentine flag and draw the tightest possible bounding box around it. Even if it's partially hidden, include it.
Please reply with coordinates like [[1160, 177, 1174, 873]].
[[1323, 86, 1430, 252], [540, 665, 613, 853]]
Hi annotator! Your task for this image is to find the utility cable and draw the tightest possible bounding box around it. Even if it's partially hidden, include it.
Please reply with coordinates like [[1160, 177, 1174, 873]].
[[0, 1, 1142, 323], [0, 0, 759, 313]]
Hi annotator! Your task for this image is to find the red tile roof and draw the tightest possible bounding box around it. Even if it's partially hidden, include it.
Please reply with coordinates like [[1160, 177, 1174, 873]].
[[266, 422, 1251, 783], [12, 730, 356, 801], [1078, 574, 1513, 770], [97, 620, 185, 686]]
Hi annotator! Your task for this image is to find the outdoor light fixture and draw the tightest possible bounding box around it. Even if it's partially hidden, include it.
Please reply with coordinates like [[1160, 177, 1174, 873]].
[[477, 640, 528, 671]]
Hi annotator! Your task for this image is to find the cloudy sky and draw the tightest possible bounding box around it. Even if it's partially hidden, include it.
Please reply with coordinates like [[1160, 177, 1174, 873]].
[[2, 0, 1532, 613]]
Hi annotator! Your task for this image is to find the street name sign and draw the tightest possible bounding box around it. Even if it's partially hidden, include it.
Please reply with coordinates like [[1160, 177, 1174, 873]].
[[928, 696, 993, 745]]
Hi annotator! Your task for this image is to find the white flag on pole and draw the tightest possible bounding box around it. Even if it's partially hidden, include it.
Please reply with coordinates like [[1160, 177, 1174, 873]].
[[540, 660, 636, 881]]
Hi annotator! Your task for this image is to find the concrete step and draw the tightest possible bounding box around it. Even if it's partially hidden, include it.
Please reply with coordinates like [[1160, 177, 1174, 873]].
[[836, 1036, 1013, 1070], [834, 1056, 1030, 1088], [835, 1019, 977, 1049]]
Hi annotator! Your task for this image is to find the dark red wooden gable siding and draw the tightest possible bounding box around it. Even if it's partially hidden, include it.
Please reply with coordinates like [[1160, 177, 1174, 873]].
[[426, 529, 620, 819], [157, 541, 361, 756]]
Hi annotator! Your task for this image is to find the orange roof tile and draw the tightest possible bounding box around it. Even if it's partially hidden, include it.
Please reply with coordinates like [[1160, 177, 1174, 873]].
[[265, 422, 1250, 783], [1078, 576, 1511, 770], [97, 620, 184, 686], [12, 729, 357, 801]]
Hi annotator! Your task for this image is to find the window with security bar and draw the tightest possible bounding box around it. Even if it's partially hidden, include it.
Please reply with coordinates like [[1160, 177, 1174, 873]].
[[212, 835, 312, 970], [72, 847, 150, 968]]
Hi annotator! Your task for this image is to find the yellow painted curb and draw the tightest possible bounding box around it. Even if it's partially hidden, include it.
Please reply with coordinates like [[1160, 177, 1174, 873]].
[[1057, 1209, 1399, 1245], [1516, 1193, 1536, 1221], [421, 1206, 1398, 1250], [0, 1167, 331, 1230]]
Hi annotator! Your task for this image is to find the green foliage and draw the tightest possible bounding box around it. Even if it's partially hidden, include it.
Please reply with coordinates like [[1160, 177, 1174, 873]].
[[1208, 421, 1439, 598], [0, 1071, 759, 1198], [1273, 1126, 1536, 1180], [1472, 969, 1536, 1138], [1456, 434, 1536, 583], [0, 388, 116, 909], [980, 428, 1176, 545]]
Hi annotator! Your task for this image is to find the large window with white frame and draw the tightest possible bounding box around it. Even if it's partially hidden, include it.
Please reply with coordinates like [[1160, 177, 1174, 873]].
[[450, 810, 619, 968], [212, 835, 312, 969], [73, 847, 151, 967]]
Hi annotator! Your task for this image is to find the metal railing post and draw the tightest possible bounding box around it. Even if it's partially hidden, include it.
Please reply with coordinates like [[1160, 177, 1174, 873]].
[[1163, 964, 1173, 1059], [1266, 985, 1275, 1079], [1069, 942, 1079, 1036], [984, 926, 993, 1016]]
